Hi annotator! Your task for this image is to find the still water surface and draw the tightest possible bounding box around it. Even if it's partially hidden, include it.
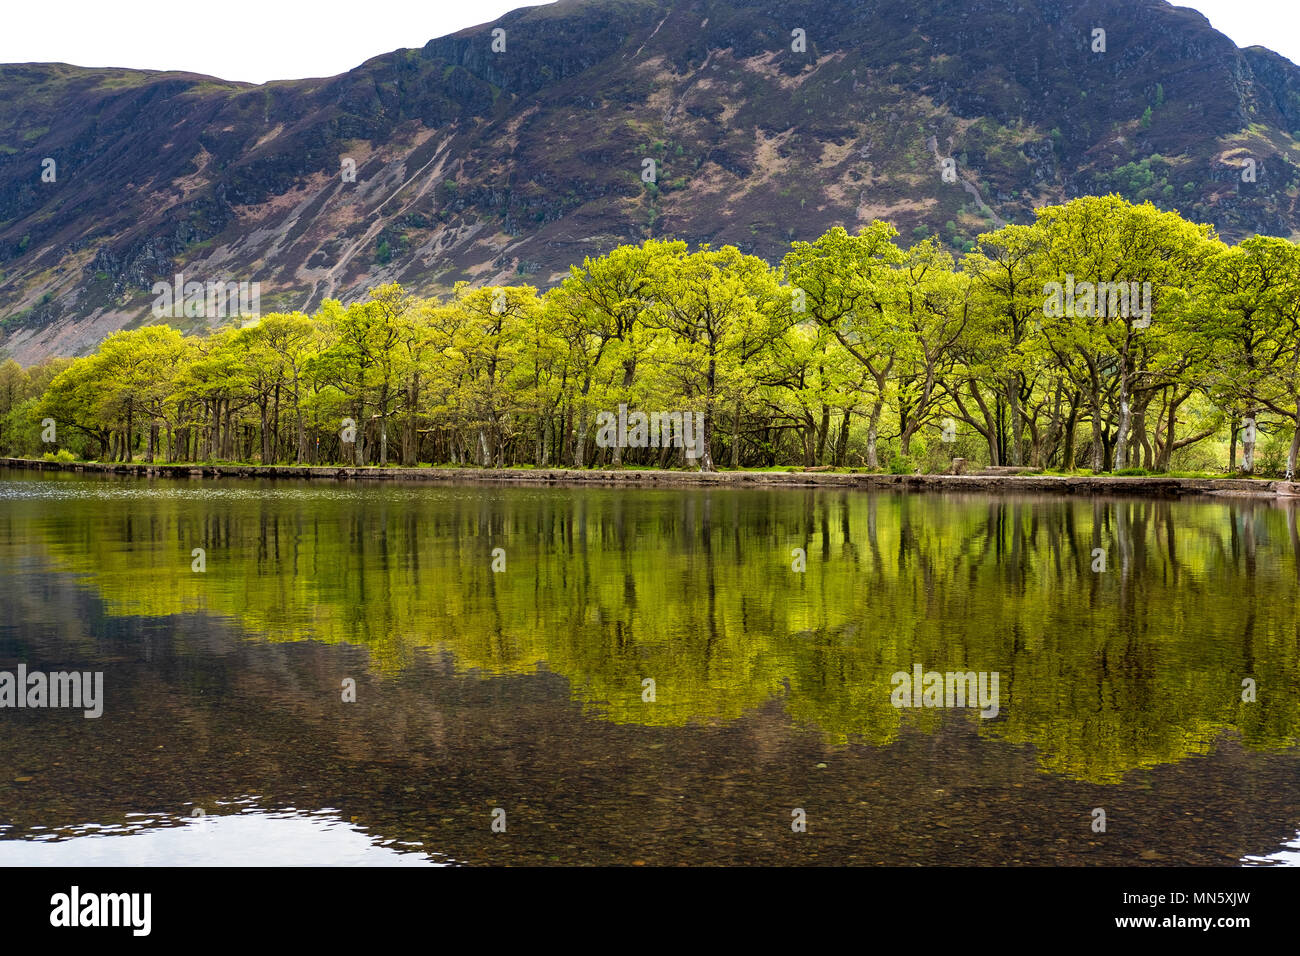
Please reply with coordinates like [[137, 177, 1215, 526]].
[[1, 468, 1298, 865]]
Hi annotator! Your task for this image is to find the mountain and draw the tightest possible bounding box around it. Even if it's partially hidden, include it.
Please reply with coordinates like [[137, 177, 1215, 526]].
[[2, 0, 1300, 362]]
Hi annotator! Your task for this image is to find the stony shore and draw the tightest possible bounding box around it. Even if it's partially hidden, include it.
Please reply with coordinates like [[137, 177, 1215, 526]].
[[4, 456, 1299, 498]]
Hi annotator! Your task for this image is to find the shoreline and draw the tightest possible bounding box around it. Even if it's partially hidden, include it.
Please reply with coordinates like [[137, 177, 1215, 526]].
[[3, 456, 1298, 499]]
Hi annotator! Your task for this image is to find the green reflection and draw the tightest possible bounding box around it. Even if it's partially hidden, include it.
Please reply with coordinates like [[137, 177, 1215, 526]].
[[2, 471, 1298, 784]]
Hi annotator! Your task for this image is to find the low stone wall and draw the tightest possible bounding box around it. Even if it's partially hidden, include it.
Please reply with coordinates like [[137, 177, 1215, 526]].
[[3, 457, 1296, 498]]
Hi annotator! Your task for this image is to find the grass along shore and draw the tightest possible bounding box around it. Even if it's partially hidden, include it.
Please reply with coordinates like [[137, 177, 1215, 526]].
[[3, 456, 1297, 498]]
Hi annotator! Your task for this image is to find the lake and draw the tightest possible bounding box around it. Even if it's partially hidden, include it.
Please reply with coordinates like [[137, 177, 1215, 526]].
[[1, 467, 1298, 865]]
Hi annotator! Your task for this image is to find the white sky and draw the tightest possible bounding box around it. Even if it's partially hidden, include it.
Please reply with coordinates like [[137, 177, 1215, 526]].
[[0, 0, 1295, 84], [0, 1, 557, 84]]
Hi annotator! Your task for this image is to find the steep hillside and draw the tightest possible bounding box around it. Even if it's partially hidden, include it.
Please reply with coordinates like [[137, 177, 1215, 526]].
[[2, 0, 1300, 360]]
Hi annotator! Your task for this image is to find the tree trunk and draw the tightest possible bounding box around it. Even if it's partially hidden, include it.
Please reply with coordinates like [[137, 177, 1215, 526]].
[[1113, 376, 1132, 471], [260, 402, 271, 464], [1089, 389, 1104, 472], [816, 401, 831, 464], [1287, 401, 1300, 480], [1241, 410, 1257, 473], [1007, 377, 1023, 466], [1063, 405, 1078, 471], [835, 408, 852, 466], [730, 398, 743, 467], [865, 402, 882, 469], [353, 400, 365, 466]]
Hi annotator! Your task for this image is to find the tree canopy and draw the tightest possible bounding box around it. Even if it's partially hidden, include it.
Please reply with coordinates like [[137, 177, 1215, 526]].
[[7, 195, 1300, 476]]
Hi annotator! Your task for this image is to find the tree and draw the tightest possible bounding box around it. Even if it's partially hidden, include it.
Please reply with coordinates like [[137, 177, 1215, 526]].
[[647, 245, 788, 471], [1195, 236, 1300, 476], [783, 222, 904, 467]]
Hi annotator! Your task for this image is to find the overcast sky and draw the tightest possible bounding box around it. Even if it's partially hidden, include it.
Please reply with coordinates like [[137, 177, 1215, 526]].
[[0, 0, 1295, 84]]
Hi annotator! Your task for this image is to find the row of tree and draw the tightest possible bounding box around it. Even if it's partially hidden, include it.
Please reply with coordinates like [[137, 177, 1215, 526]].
[[3, 195, 1300, 474]]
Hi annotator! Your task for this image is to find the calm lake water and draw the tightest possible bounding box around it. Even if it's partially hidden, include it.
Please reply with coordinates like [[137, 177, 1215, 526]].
[[1, 467, 1298, 866]]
